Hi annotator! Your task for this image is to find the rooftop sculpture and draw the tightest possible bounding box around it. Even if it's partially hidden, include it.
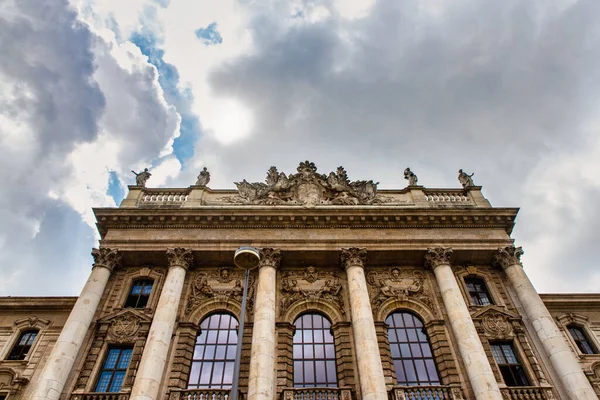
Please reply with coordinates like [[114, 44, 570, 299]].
[[131, 168, 151, 187], [227, 161, 388, 206], [458, 169, 475, 189]]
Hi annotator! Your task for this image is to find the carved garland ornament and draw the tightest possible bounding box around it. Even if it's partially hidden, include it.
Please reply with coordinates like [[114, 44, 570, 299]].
[[219, 161, 392, 206], [492, 246, 524, 269], [366, 267, 434, 311], [280, 266, 345, 316], [92, 248, 122, 271]]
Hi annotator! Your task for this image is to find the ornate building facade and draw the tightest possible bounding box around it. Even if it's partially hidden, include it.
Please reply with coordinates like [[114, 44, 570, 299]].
[[1, 161, 600, 400]]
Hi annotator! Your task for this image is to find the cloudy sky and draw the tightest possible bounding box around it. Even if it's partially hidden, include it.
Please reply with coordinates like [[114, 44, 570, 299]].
[[1, 0, 599, 296]]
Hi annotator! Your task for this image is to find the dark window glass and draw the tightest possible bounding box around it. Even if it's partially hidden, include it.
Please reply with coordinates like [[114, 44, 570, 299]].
[[124, 279, 153, 308], [293, 314, 337, 388], [386, 311, 440, 386], [568, 326, 596, 355], [188, 313, 239, 389], [0, 395, 6, 400], [95, 347, 132, 392], [491, 343, 529, 386], [465, 277, 492, 306], [7, 330, 38, 360]]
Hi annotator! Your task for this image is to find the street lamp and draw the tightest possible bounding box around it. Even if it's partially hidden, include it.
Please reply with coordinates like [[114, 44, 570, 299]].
[[231, 247, 260, 400]]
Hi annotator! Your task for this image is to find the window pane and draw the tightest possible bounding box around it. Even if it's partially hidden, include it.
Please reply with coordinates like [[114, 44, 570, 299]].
[[95, 371, 112, 392], [188, 313, 239, 388], [109, 371, 125, 392], [95, 347, 132, 393], [388, 311, 440, 386], [104, 349, 119, 369], [491, 342, 529, 387]]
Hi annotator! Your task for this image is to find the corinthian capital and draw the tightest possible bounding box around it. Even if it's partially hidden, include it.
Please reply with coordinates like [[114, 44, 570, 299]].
[[340, 248, 367, 270], [91, 248, 122, 272], [259, 248, 282, 269], [166, 248, 194, 270], [493, 246, 524, 270], [424, 247, 453, 270]]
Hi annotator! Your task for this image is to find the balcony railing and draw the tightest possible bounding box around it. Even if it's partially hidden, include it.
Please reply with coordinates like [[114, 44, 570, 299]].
[[281, 387, 352, 400], [168, 389, 240, 400], [423, 190, 470, 204], [391, 386, 464, 400], [138, 188, 190, 207], [500, 386, 556, 399], [70, 394, 130, 400]]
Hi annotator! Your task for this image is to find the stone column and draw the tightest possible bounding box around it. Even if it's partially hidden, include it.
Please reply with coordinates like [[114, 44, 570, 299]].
[[341, 248, 387, 400], [32, 248, 121, 400], [494, 246, 596, 399], [248, 248, 281, 400], [130, 248, 194, 400], [425, 248, 502, 400]]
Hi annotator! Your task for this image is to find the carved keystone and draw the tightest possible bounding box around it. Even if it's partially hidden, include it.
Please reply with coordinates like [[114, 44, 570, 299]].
[[424, 247, 453, 270], [259, 248, 282, 269], [340, 248, 367, 270], [492, 246, 524, 270], [166, 248, 194, 270], [91, 248, 122, 272]]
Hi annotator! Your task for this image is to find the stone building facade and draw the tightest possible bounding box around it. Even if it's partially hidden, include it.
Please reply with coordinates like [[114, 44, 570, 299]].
[[2, 162, 600, 400]]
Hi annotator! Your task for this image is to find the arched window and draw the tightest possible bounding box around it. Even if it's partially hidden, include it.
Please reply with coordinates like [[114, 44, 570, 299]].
[[568, 325, 597, 355], [124, 279, 153, 308], [464, 277, 492, 306], [7, 329, 38, 360], [188, 313, 239, 389], [293, 314, 337, 387], [387, 311, 440, 386]]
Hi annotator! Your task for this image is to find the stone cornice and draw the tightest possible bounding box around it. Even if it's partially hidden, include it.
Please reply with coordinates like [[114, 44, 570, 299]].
[[94, 207, 518, 238], [0, 297, 77, 310]]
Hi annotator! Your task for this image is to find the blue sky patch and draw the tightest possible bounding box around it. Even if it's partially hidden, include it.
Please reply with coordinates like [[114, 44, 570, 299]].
[[107, 170, 124, 205], [195, 22, 223, 46]]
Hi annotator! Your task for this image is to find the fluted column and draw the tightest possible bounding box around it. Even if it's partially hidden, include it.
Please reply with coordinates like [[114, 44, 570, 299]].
[[494, 246, 596, 399], [32, 248, 121, 400], [341, 248, 387, 400], [130, 248, 194, 400], [425, 248, 502, 400], [248, 248, 281, 400]]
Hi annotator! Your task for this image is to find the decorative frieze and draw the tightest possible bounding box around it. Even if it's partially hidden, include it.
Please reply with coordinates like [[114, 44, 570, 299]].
[[366, 268, 434, 311], [186, 267, 256, 314], [279, 266, 345, 316]]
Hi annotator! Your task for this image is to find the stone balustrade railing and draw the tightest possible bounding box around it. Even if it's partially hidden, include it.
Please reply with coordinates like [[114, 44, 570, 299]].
[[499, 386, 556, 400], [281, 387, 352, 400], [138, 188, 190, 207], [423, 190, 471, 204], [70, 394, 130, 400], [168, 389, 239, 400], [391, 385, 464, 400]]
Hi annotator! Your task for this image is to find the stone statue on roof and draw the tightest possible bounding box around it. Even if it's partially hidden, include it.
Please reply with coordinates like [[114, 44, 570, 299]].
[[131, 168, 151, 187], [196, 167, 211, 187], [404, 168, 418, 186], [458, 169, 475, 189]]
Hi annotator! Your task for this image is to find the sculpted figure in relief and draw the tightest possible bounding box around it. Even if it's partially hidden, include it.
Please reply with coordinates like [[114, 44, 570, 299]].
[[131, 168, 151, 187], [367, 268, 430, 310], [186, 267, 255, 314], [404, 168, 418, 186], [196, 167, 211, 187], [458, 169, 475, 189], [280, 267, 344, 315]]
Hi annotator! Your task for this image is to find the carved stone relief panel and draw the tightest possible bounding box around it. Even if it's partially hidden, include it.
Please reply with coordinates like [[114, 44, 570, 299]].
[[279, 266, 345, 316], [107, 314, 142, 344], [366, 267, 435, 312], [186, 267, 256, 314]]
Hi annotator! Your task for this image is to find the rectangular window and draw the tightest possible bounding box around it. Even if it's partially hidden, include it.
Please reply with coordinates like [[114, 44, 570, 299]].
[[568, 326, 597, 355], [465, 277, 492, 306], [95, 347, 133, 392], [0, 394, 7, 400], [491, 343, 529, 386], [124, 279, 153, 308], [7, 330, 38, 360]]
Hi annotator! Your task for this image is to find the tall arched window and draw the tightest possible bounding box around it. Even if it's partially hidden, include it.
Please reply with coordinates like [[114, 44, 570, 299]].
[[293, 313, 338, 387], [387, 311, 440, 386], [188, 313, 239, 389]]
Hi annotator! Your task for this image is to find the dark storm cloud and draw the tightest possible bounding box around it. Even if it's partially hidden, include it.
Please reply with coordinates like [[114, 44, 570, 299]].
[[190, 0, 600, 292]]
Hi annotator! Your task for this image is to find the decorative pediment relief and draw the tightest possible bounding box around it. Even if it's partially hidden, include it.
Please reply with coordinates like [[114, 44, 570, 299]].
[[279, 266, 345, 316], [98, 309, 151, 344], [216, 161, 394, 206], [472, 306, 519, 339], [13, 316, 50, 329], [186, 267, 256, 314], [366, 267, 434, 311]]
